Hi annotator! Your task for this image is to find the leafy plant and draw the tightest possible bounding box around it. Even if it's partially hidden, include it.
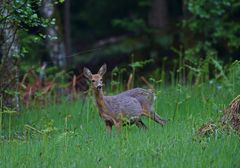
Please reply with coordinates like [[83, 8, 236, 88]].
[[183, 0, 240, 59]]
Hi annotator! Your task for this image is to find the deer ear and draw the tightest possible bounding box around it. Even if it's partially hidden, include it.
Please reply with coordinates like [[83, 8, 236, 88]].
[[98, 64, 107, 77], [83, 67, 92, 80]]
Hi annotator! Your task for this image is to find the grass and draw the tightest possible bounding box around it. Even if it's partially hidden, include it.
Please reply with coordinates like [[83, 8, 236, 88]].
[[0, 83, 240, 168]]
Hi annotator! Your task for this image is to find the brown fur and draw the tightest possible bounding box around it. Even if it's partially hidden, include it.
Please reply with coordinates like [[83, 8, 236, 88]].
[[83, 64, 167, 133]]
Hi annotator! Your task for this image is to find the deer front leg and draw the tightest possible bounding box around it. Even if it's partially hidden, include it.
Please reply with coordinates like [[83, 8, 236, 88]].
[[105, 120, 113, 133], [115, 121, 123, 134]]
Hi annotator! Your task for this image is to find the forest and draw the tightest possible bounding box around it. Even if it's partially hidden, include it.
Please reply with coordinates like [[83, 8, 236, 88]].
[[0, 0, 240, 167]]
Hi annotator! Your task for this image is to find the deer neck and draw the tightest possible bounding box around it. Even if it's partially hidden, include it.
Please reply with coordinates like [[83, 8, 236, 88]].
[[94, 89, 107, 114]]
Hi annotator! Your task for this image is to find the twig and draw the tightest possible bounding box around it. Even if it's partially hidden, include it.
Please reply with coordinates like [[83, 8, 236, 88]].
[[140, 76, 154, 90], [24, 124, 44, 135], [127, 73, 133, 90]]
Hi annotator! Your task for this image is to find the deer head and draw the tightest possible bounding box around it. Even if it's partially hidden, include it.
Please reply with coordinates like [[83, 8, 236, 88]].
[[83, 64, 107, 91]]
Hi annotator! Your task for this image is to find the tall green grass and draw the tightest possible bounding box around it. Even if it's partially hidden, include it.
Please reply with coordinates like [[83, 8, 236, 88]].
[[0, 59, 239, 167], [0, 82, 239, 168]]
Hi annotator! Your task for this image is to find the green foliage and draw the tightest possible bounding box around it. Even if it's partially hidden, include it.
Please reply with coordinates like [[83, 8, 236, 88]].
[[183, 0, 240, 58], [12, 0, 41, 27], [1, 0, 50, 30], [129, 58, 153, 69], [225, 60, 240, 93], [0, 0, 57, 61]]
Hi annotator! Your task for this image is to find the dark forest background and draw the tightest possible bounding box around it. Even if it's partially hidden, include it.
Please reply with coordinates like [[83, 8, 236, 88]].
[[1, 0, 240, 69], [0, 0, 240, 109]]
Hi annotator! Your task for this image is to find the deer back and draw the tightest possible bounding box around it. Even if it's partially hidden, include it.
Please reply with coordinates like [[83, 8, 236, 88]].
[[117, 88, 154, 112], [103, 95, 143, 119]]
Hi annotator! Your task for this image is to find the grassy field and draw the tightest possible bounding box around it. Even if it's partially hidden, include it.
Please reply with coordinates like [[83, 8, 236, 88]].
[[0, 83, 240, 168]]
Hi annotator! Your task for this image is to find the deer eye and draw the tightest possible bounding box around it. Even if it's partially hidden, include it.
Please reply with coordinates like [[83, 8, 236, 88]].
[[92, 80, 95, 82]]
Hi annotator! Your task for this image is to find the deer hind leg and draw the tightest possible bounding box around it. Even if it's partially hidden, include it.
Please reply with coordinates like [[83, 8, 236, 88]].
[[136, 119, 148, 129], [149, 112, 167, 126], [142, 107, 167, 126]]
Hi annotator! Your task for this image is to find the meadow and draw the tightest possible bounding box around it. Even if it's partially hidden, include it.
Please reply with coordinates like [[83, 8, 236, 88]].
[[0, 80, 239, 168], [1, 0, 240, 166]]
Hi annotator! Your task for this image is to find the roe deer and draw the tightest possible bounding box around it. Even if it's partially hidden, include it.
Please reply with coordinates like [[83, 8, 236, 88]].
[[83, 64, 167, 132]]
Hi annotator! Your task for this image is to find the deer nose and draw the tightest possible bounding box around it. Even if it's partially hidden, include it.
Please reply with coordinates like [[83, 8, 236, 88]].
[[97, 85, 102, 90]]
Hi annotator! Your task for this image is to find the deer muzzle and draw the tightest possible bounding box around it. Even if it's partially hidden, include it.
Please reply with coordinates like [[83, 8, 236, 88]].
[[97, 84, 102, 90]]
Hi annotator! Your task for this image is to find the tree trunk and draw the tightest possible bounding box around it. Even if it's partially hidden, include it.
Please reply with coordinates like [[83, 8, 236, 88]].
[[41, 0, 66, 68], [148, 0, 169, 32], [0, 6, 20, 112], [64, 0, 72, 65], [1, 12, 20, 60]]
